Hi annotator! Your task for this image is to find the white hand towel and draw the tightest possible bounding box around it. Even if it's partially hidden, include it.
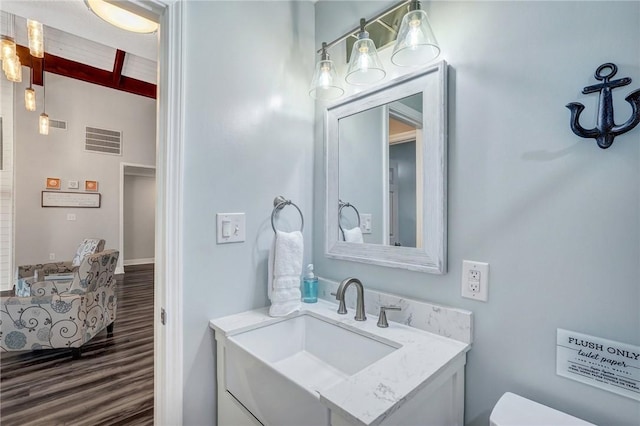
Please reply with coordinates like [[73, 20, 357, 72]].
[[268, 230, 303, 317], [343, 226, 364, 243]]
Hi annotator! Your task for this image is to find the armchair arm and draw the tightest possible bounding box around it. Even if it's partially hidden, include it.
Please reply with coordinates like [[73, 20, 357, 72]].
[[29, 279, 76, 297], [16, 261, 75, 279], [0, 293, 86, 351]]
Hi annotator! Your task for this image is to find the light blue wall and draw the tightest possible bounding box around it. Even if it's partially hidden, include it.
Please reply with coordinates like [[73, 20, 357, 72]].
[[181, 2, 315, 424], [313, 2, 640, 425]]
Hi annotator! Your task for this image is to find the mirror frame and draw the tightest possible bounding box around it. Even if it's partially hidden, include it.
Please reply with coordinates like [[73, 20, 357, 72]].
[[325, 61, 447, 274]]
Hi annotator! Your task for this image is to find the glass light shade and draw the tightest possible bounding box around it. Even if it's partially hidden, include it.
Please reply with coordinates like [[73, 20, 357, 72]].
[[39, 113, 49, 135], [345, 36, 386, 85], [25, 87, 36, 111], [27, 20, 44, 58], [391, 9, 440, 67], [309, 59, 344, 100], [86, 0, 158, 33], [3, 56, 22, 82], [1, 36, 16, 62]]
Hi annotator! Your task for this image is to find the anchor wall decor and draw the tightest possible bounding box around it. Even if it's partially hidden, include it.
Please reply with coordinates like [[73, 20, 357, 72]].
[[566, 63, 640, 149]]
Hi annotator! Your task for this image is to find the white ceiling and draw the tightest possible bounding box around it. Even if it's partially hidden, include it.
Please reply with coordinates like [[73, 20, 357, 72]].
[[1, 0, 157, 84], [2, 0, 157, 61]]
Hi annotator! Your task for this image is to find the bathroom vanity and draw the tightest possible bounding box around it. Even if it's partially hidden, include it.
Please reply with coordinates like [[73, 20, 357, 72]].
[[210, 300, 470, 426]]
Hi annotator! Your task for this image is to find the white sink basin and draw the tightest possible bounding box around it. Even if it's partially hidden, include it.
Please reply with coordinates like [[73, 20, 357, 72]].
[[223, 312, 399, 426]]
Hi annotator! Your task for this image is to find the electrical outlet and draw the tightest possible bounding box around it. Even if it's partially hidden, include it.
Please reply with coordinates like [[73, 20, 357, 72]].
[[461, 260, 489, 301], [360, 214, 372, 234], [67, 213, 76, 221], [49, 253, 55, 260]]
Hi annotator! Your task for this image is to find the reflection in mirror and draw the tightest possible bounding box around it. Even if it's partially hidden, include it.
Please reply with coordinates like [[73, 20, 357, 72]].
[[338, 94, 423, 248], [326, 62, 447, 274]]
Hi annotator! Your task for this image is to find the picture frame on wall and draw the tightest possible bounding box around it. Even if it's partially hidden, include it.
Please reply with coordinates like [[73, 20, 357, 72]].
[[46, 177, 61, 190], [85, 180, 98, 191]]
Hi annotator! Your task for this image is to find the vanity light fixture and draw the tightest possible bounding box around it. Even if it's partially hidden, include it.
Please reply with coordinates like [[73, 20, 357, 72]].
[[391, 0, 440, 66], [85, 0, 158, 34], [309, 42, 345, 101], [25, 68, 36, 111], [27, 19, 44, 58], [39, 69, 48, 135], [345, 19, 386, 86]]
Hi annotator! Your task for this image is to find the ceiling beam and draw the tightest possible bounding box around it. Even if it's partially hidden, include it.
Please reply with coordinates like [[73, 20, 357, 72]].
[[113, 49, 126, 85], [16, 45, 156, 99]]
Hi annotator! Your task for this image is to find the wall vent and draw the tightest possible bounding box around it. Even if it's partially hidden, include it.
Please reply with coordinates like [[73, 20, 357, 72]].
[[49, 119, 67, 130], [85, 126, 122, 155]]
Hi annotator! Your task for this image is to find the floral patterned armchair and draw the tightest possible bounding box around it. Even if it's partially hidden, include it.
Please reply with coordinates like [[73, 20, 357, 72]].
[[1, 250, 119, 356], [15, 238, 105, 297]]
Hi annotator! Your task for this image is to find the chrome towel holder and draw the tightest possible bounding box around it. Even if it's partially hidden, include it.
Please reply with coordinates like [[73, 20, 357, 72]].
[[271, 196, 304, 233], [338, 199, 361, 240]]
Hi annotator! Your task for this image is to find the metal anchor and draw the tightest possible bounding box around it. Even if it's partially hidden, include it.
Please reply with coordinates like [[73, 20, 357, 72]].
[[566, 63, 640, 149]]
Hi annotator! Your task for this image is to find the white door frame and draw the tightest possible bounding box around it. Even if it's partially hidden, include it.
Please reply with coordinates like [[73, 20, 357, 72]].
[[119, 162, 156, 273], [121, 1, 184, 425]]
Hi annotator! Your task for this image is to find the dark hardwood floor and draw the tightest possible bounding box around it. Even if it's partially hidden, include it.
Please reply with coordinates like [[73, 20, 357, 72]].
[[0, 264, 154, 426]]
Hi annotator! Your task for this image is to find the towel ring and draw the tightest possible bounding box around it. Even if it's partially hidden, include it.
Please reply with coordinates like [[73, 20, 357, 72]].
[[271, 196, 304, 233], [338, 199, 361, 240]]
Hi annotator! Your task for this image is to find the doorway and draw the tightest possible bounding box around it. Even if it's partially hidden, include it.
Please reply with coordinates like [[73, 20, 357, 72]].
[[120, 163, 156, 271]]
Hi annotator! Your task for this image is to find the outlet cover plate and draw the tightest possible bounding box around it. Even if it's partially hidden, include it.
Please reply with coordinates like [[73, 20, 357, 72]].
[[461, 260, 489, 302]]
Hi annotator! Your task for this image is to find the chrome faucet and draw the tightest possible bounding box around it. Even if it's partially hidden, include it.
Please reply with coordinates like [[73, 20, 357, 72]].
[[335, 277, 366, 321]]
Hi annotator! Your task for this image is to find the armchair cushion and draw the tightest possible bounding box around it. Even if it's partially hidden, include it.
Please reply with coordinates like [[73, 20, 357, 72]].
[[71, 238, 106, 267]]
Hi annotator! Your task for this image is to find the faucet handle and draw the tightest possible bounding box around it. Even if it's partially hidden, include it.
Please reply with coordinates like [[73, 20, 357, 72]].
[[377, 306, 401, 328]]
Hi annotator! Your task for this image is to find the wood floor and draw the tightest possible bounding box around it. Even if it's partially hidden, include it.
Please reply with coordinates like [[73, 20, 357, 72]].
[[0, 264, 154, 426]]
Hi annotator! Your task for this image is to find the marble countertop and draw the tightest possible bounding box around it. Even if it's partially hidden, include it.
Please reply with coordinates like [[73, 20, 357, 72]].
[[209, 300, 470, 426]]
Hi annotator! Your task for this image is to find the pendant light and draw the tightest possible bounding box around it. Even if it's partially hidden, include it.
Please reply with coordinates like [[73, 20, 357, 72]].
[[25, 68, 36, 111], [345, 19, 386, 86], [1, 14, 22, 82], [309, 42, 344, 101], [27, 19, 44, 59], [39, 69, 49, 135], [391, 0, 440, 67]]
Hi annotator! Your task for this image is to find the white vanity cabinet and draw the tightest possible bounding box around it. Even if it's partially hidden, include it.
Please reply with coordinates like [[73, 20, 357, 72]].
[[211, 301, 469, 426]]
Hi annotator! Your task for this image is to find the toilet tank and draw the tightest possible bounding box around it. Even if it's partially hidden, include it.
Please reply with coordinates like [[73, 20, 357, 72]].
[[490, 392, 595, 426]]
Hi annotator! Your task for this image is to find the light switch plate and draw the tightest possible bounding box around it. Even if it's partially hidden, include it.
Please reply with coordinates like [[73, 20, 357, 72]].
[[461, 260, 489, 302], [216, 213, 246, 244]]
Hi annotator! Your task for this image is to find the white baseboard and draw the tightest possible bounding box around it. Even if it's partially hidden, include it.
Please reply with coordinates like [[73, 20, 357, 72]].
[[124, 258, 155, 266], [116, 266, 125, 275]]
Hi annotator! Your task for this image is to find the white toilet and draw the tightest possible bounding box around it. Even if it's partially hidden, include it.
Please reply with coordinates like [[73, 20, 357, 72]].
[[490, 392, 595, 425]]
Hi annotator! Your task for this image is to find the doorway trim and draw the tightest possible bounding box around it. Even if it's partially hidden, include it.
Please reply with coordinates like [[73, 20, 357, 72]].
[[122, 1, 184, 425], [119, 162, 156, 273]]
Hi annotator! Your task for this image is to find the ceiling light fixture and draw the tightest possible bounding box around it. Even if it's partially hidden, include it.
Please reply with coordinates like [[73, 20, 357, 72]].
[[345, 18, 386, 86], [25, 68, 36, 111], [85, 0, 158, 34], [309, 42, 344, 101], [27, 19, 44, 58], [391, 0, 440, 66]]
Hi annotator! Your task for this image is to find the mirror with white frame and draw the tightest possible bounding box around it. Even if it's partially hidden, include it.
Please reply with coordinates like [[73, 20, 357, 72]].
[[325, 61, 447, 274]]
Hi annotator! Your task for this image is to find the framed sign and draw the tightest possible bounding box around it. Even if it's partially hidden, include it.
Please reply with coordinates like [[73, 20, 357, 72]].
[[41, 191, 101, 208], [557, 329, 640, 401]]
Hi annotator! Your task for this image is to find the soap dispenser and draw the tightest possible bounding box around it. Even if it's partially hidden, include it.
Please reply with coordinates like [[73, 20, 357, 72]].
[[302, 264, 318, 303]]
